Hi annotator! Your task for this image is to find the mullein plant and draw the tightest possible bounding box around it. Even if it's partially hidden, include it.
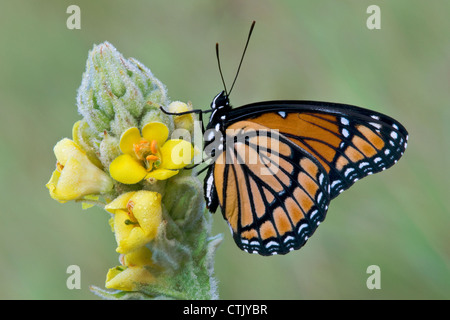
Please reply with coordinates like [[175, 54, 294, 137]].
[[46, 42, 222, 299]]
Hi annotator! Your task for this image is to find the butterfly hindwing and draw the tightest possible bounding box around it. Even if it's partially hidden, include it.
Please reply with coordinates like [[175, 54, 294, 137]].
[[208, 120, 331, 255]]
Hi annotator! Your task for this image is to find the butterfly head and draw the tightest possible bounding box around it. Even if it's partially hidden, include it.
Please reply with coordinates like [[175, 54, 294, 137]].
[[211, 91, 230, 111]]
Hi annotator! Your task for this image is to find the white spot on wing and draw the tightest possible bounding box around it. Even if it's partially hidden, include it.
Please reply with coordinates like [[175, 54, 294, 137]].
[[283, 236, 295, 244], [369, 122, 382, 129], [266, 241, 279, 248], [342, 128, 350, 137], [317, 192, 323, 203], [319, 173, 324, 184], [298, 224, 308, 235], [331, 180, 341, 188], [206, 174, 214, 194], [206, 130, 215, 141], [278, 111, 287, 118], [359, 162, 370, 169], [345, 168, 354, 177]]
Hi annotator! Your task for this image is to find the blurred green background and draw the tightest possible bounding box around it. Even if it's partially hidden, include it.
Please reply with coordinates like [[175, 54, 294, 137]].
[[0, 0, 448, 299]]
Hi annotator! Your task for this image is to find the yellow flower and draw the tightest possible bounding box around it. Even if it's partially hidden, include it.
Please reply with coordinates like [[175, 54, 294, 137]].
[[109, 122, 194, 184], [168, 101, 195, 133], [46, 138, 113, 202], [120, 246, 154, 267], [105, 191, 162, 254], [105, 247, 156, 291]]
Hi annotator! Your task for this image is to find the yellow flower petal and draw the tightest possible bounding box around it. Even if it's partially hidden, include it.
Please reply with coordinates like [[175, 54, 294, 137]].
[[144, 169, 179, 180], [114, 210, 151, 254], [81, 194, 99, 210], [168, 101, 190, 114], [72, 120, 83, 147], [142, 122, 169, 147], [122, 247, 154, 267], [129, 191, 162, 237], [119, 127, 142, 155], [53, 138, 84, 166], [117, 228, 151, 254], [109, 154, 147, 184], [105, 266, 125, 288], [105, 266, 154, 291], [108, 217, 115, 232], [46, 170, 66, 203], [168, 101, 194, 132], [160, 139, 194, 170], [104, 191, 135, 214], [72, 121, 104, 169]]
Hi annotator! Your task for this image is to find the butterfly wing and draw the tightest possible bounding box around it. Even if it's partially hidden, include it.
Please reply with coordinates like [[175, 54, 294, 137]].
[[225, 100, 408, 198], [205, 120, 331, 255], [204, 100, 408, 255]]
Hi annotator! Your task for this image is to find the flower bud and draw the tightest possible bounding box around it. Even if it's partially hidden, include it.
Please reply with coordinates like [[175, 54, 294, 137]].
[[105, 265, 154, 292], [168, 101, 195, 134], [77, 42, 168, 137]]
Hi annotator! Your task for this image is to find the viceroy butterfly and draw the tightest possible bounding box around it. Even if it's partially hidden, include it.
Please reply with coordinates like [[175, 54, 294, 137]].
[[162, 21, 408, 256]]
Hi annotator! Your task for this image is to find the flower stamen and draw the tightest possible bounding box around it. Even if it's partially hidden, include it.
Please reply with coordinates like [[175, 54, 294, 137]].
[[124, 219, 139, 225], [126, 200, 135, 213], [133, 140, 151, 161], [56, 162, 64, 172], [146, 155, 159, 161], [150, 140, 158, 154]]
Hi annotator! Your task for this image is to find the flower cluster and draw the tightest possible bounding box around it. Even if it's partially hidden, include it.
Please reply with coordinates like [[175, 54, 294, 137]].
[[46, 42, 221, 299], [105, 191, 161, 291]]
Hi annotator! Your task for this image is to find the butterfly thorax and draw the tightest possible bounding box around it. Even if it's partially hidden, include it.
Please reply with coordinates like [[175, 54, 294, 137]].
[[205, 90, 231, 140], [202, 91, 233, 167], [207, 90, 231, 125]]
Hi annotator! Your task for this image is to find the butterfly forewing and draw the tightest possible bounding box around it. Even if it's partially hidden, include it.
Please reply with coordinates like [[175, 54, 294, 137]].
[[230, 101, 408, 199]]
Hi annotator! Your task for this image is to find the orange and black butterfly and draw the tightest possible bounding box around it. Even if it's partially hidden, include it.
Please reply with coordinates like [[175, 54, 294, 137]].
[[202, 94, 408, 256], [163, 21, 408, 256]]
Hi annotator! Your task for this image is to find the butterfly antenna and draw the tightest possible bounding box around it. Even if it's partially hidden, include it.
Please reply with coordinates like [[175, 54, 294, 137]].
[[228, 20, 256, 96], [216, 42, 228, 96]]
